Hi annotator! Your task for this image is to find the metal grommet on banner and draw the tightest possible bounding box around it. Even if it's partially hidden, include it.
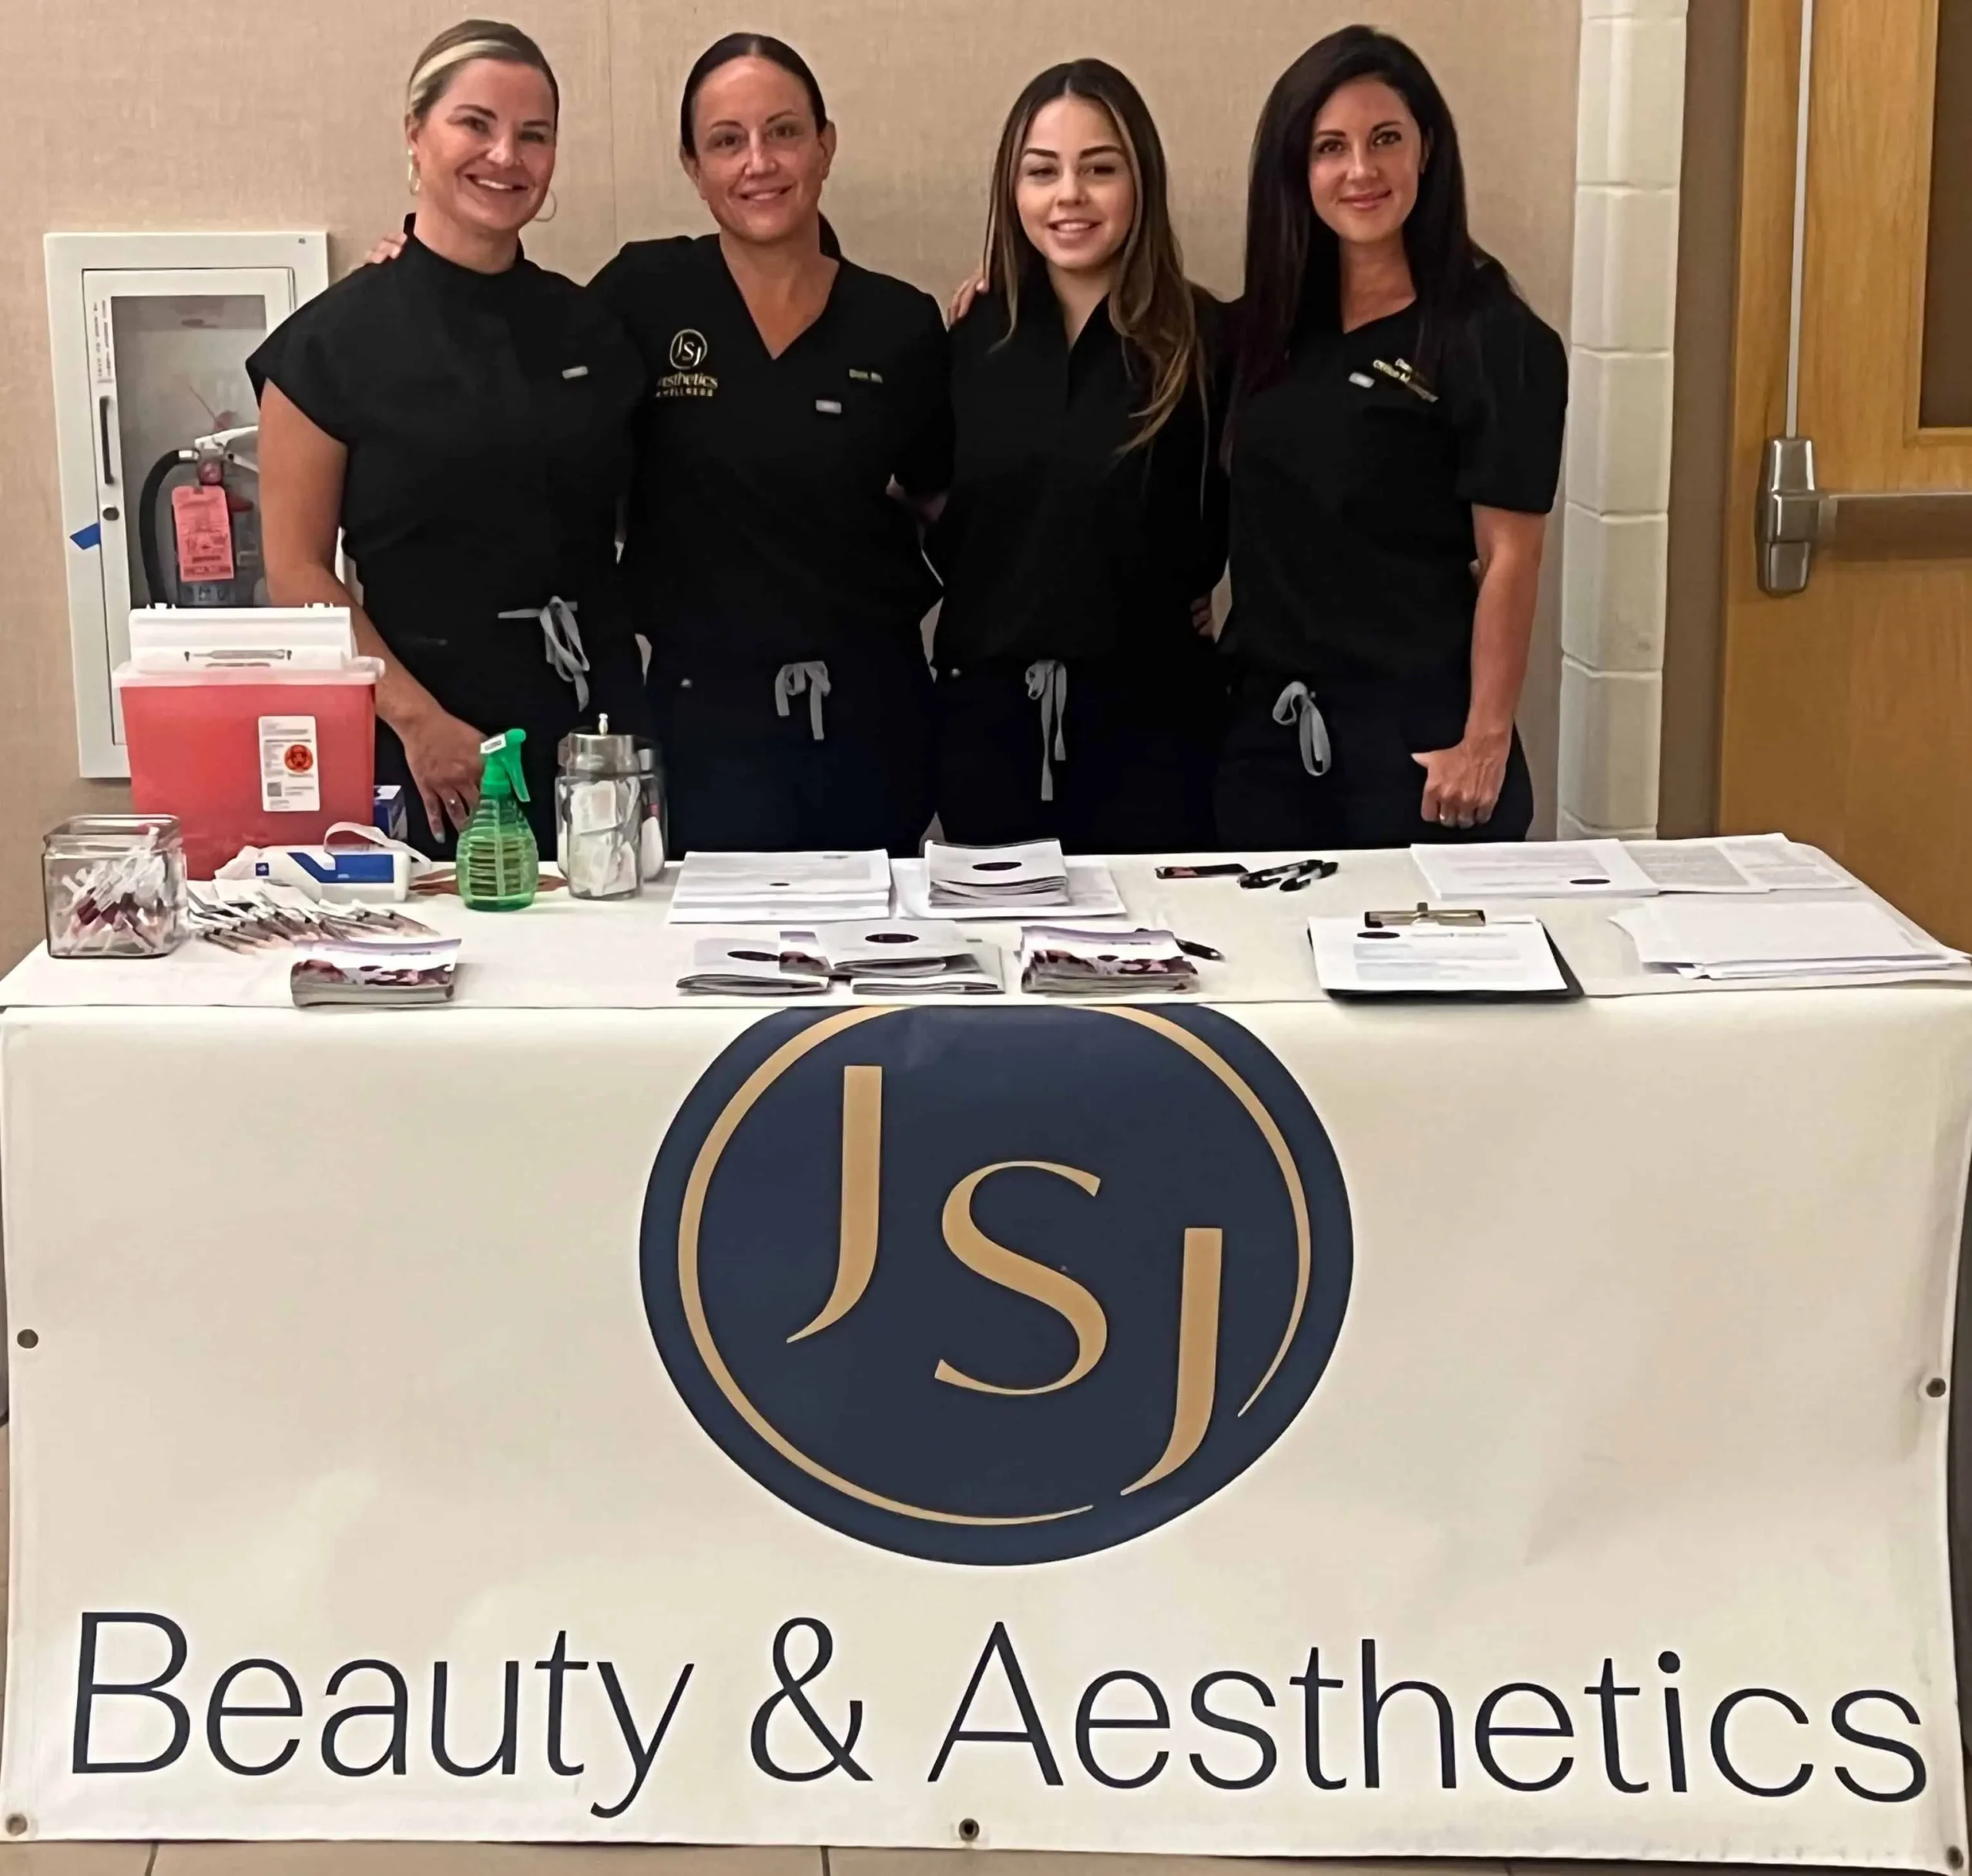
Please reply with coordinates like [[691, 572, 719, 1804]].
[[957, 1817, 981, 1844], [1947, 1849, 1965, 1871], [1927, 1375, 1948, 1398], [15, 1330, 36, 1350], [4, 1815, 26, 1837]]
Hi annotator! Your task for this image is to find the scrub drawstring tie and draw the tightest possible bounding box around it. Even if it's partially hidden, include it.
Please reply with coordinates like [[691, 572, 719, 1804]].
[[1272, 680, 1333, 778], [774, 661, 831, 740], [1025, 659, 1068, 803], [498, 596, 590, 713]]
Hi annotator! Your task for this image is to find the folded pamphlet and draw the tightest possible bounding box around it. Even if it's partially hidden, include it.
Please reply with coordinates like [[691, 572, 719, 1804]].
[[1018, 925, 1199, 996]]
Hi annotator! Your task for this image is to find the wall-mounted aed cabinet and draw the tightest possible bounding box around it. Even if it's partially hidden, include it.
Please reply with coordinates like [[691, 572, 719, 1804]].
[[45, 231, 330, 777]]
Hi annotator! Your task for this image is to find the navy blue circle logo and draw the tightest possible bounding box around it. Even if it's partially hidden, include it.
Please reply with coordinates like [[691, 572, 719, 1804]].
[[641, 1005, 1352, 1565]]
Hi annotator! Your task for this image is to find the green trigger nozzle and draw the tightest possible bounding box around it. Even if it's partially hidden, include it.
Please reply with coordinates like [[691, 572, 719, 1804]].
[[479, 729, 530, 803]]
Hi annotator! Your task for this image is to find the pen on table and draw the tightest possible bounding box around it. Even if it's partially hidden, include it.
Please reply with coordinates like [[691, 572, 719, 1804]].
[[1175, 938, 1225, 961], [1281, 861, 1340, 894], [1240, 857, 1340, 890]]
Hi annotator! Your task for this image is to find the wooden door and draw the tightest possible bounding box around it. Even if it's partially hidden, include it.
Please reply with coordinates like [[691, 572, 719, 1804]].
[[1720, 0, 1972, 944]]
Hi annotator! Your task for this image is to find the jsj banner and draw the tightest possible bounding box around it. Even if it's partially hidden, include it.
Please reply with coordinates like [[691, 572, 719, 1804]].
[[2, 994, 1968, 1859]]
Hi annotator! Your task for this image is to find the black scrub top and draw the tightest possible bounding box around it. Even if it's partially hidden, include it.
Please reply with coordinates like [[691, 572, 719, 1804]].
[[246, 227, 647, 739], [1224, 270, 1567, 680], [590, 234, 953, 672], [930, 284, 1229, 668], [583, 233, 954, 674]]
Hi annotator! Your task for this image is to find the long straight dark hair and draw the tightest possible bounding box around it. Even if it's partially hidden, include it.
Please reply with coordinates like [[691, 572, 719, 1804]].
[[982, 60, 1200, 451], [1229, 25, 1501, 428]]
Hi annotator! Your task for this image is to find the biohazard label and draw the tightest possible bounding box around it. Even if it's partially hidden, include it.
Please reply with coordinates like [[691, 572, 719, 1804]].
[[259, 716, 320, 813]]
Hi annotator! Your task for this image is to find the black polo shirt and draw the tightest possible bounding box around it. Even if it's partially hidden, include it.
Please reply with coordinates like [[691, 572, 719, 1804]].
[[589, 235, 952, 670], [930, 286, 1228, 667], [1224, 273, 1567, 680]]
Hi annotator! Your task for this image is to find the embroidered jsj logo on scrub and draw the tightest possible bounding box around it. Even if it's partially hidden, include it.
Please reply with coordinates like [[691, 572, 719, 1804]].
[[658, 327, 719, 401]]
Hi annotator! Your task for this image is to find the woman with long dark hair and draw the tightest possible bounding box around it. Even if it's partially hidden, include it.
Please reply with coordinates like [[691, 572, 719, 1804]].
[[1216, 25, 1566, 847], [590, 35, 951, 855], [931, 61, 1227, 852]]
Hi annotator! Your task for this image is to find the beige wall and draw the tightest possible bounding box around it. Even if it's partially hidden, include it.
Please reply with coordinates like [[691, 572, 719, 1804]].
[[0, 0, 1579, 967]]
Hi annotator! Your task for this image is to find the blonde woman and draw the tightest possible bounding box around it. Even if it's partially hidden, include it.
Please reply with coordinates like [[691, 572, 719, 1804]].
[[931, 60, 1228, 852], [253, 19, 646, 851]]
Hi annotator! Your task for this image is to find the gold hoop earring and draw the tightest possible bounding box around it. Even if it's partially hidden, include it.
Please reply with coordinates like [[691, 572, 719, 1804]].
[[407, 154, 421, 194], [536, 188, 558, 224]]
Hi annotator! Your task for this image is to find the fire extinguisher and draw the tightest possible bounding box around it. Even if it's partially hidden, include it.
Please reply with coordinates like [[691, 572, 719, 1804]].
[[136, 425, 263, 609]]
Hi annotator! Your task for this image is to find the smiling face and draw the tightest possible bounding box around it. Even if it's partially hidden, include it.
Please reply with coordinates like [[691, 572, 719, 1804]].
[[683, 55, 836, 247], [407, 57, 557, 236], [1015, 93, 1137, 279], [1306, 76, 1424, 249]]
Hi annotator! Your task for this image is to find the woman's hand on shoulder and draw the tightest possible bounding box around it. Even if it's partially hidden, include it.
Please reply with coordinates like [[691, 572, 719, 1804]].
[[947, 269, 989, 329], [364, 230, 409, 268]]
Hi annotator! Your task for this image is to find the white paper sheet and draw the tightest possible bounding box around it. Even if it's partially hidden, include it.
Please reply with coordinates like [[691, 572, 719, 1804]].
[[669, 850, 892, 925], [1612, 898, 1961, 982], [1716, 833, 1859, 892], [1410, 839, 1657, 899], [1309, 915, 1567, 994], [1622, 841, 1764, 894]]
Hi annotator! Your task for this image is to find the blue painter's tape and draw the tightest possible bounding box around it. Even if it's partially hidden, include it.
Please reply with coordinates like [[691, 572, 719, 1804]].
[[69, 522, 102, 551]]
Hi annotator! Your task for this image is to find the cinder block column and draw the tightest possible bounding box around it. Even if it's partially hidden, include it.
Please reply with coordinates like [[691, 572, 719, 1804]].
[[1556, 0, 1687, 839]]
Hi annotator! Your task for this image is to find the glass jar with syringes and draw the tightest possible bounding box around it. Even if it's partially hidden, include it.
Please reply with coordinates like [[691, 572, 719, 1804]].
[[42, 815, 189, 958]]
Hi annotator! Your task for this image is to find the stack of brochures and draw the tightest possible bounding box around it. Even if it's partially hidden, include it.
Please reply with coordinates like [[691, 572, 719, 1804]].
[[676, 924, 1004, 997], [290, 936, 461, 1008], [669, 850, 891, 925], [1018, 925, 1199, 996], [1611, 899, 1963, 985], [783, 921, 1003, 996], [676, 938, 830, 997], [925, 839, 1071, 909]]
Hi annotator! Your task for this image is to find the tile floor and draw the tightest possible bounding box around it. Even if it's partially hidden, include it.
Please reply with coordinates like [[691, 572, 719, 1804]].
[[0, 1435, 1933, 1871]]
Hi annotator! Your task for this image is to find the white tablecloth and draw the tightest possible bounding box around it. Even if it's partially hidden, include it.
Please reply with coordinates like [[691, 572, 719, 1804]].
[[5, 847, 1966, 1009]]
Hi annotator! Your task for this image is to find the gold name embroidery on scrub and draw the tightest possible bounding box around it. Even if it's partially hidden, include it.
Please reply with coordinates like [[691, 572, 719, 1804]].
[[847, 367, 884, 384], [1371, 356, 1438, 402]]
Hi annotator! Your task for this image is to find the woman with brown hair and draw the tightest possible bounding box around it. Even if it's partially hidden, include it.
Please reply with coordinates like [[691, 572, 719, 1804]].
[[930, 60, 1228, 853]]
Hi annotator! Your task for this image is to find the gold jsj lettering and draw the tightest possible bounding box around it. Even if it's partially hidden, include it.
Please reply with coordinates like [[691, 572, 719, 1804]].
[[789, 1066, 1226, 1485]]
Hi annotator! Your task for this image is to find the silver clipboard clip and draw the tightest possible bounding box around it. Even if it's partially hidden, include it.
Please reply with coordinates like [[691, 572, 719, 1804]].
[[1363, 903, 1487, 928]]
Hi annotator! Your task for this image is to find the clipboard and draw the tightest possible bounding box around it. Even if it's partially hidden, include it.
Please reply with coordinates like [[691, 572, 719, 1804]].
[[1315, 905, 1585, 1003]]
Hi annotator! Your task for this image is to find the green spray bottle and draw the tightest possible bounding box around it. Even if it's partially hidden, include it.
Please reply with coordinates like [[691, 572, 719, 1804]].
[[456, 730, 538, 911]]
